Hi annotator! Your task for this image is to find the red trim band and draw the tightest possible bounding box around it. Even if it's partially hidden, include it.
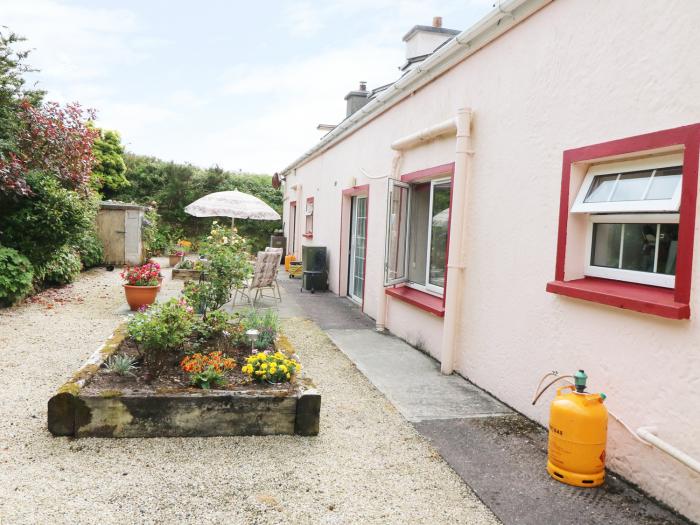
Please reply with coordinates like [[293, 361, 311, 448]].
[[342, 184, 369, 196], [546, 278, 689, 320], [401, 162, 455, 183], [386, 286, 445, 317]]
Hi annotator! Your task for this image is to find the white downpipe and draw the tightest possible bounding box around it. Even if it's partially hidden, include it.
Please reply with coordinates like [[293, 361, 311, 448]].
[[637, 427, 700, 474], [391, 117, 457, 151], [376, 151, 404, 332], [440, 108, 473, 375]]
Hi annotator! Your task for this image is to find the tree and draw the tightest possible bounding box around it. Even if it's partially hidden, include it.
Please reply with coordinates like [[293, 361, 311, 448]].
[[92, 128, 128, 195], [0, 30, 44, 196]]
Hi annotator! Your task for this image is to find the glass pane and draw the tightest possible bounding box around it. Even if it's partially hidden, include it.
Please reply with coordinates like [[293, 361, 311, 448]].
[[584, 174, 617, 202], [656, 223, 678, 275], [408, 184, 430, 285], [428, 181, 451, 288], [385, 183, 409, 283], [646, 167, 682, 200], [621, 223, 656, 272], [610, 171, 651, 201], [591, 223, 621, 268]]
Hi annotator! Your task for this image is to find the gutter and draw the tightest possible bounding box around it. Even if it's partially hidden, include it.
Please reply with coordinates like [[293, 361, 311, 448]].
[[279, 0, 552, 175]]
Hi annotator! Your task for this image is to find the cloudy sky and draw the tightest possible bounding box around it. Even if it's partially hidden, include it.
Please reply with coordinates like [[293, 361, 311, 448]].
[[3, 0, 495, 174]]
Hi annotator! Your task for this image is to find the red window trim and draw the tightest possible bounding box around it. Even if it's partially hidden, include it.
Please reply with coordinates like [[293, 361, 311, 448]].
[[399, 163, 456, 309], [401, 162, 455, 183], [386, 285, 445, 317], [338, 185, 370, 311], [548, 123, 700, 319]]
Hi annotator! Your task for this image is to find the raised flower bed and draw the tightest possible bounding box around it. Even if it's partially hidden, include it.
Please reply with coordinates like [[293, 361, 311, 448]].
[[47, 303, 320, 438], [171, 258, 206, 281]]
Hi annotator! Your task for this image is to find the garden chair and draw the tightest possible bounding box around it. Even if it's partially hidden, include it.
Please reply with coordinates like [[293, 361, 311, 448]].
[[232, 250, 282, 306]]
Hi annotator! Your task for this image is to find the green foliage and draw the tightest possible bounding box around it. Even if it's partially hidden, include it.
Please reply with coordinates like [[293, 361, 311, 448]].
[[91, 128, 128, 195], [0, 246, 33, 305], [110, 155, 282, 252], [188, 366, 225, 389], [182, 222, 252, 314], [238, 308, 280, 349], [105, 354, 138, 376], [37, 245, 82, 285], [142, 207, 181, 257], [74, 228, 104, 268], [0, 30, 44, 158], [0, 171, 98, 268], [127, 298, 195, 376]]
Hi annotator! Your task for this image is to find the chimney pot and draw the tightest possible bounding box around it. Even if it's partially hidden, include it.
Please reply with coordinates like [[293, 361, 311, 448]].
[[359, 81, 367, 91], [432, 16, 442, 28]]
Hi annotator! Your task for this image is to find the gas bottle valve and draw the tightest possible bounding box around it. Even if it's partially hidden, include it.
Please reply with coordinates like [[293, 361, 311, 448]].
[[574, 369, 588, 393]]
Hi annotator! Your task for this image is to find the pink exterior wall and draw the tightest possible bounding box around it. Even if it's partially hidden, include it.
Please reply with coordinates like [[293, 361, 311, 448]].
[[283, 1, 700, 519]]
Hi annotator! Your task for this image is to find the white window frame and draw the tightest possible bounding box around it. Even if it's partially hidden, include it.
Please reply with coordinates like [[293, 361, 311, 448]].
[[384, 179, 410, 285], [585, 213, 679, 288], [571, 153, 683, 214], [409, 177, 451, 296]]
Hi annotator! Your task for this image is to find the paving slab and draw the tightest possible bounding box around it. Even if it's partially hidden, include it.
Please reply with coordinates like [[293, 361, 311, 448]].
[[326, 328, 511, 422]]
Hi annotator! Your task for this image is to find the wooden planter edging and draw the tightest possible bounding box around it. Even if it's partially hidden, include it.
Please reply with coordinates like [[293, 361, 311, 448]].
[[47, 326, 321, 438], [171, 264, 203, 281]]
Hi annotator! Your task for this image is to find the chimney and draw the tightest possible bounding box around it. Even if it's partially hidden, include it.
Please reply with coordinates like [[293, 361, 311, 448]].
[[344, 81, 369, 117], [402, 17, 460, 64]]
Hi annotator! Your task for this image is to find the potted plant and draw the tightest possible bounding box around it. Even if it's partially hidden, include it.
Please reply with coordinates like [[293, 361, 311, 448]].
[[121, 262, 161, 310], [168, 249, 185, 267]]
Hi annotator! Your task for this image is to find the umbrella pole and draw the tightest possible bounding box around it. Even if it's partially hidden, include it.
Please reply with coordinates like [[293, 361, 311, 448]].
[[231, 217, 235, 233]]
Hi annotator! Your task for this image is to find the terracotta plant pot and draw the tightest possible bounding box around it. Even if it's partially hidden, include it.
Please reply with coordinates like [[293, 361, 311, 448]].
[[123, 285, 159, 311], [168, 254, 183, 267]]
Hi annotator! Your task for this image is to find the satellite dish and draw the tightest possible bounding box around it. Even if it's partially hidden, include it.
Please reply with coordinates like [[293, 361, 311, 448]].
[[272, 172, 281, 189]]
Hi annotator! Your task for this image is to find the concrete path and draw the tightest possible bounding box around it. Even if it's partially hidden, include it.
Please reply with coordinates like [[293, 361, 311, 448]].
[[275, 277, 691, 525]]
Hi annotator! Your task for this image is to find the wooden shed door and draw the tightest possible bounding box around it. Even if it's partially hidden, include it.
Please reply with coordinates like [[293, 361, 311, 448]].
[[124, 210, 141, 264]]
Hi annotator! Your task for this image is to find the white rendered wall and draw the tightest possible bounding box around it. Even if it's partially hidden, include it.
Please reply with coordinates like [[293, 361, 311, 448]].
[[283, 1, 700, 519]]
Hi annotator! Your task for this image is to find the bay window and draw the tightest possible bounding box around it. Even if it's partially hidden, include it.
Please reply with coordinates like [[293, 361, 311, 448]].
[[385, 177, 452, 296]]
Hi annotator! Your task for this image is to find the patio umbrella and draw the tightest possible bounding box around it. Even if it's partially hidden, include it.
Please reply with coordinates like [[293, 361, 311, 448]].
[[184, 190, 280, 228]]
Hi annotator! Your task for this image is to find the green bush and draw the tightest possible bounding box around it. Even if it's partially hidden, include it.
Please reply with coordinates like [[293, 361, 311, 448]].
[[0, 246, 34, 305], [37, 245, 82, 285], [127, 298, 195, 376], [0, 170, 98, 268], [74, 229, 104, 268]]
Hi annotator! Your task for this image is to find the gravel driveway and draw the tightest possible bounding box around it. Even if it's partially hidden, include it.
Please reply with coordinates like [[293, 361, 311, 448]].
[[0, 268, 498, 525]]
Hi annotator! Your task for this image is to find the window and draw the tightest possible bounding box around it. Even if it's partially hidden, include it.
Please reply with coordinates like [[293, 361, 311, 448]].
[[385, 176, 452, 295], [304, 197, 314, 238], [547, 123, 700, 320], [572, 154, 682, 288]]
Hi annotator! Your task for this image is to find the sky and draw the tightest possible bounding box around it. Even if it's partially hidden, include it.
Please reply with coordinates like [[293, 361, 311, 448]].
[[2, 0, 496, 174]]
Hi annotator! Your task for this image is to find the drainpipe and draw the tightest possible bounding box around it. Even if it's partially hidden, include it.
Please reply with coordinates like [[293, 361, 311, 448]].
[[376, 151, 403, 332], [377, 115, 462, 333], [440, 108, 473, 375]]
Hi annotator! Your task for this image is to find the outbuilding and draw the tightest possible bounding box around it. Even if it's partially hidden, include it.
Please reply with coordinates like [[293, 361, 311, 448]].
[[96, 201, 147, 266]]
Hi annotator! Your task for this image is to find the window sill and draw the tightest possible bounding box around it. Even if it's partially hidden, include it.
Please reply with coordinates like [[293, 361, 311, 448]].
[[386, 285, 445, 317], [302, 233, 313, 239], [546, 277, 689, 320]]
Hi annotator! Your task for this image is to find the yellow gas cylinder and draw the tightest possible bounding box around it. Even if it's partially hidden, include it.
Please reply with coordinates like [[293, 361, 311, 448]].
[[547, 370, 608, 487], [284, 254, 296, 272]]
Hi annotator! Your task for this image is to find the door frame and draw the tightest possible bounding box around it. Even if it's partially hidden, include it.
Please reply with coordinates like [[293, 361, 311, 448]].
[[348, 195, 368, 304], [339, 185, 370, 311]]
